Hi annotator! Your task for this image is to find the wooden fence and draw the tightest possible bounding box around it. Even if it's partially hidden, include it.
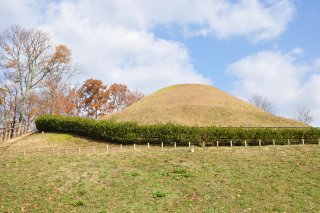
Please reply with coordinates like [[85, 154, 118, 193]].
[[0, 139, 319, 158], [0, 125, 32, 142]]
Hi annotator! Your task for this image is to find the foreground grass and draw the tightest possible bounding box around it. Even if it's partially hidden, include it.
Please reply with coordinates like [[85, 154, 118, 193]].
[[0, 134, 320, 212]]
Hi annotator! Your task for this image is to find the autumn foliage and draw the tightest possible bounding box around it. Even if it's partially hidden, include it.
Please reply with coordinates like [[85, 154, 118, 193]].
[[77, 79, 144, 118], [0, 25, 144, 129]]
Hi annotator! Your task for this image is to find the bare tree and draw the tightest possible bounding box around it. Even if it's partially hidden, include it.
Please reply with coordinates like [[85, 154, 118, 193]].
[[0, 25, 73, 127], [39, 53, 77, 116], [294, 106, 313, 125], [249, 95, 276, 114], [0, 81, 20, 129], [125, 90, 144, 107]]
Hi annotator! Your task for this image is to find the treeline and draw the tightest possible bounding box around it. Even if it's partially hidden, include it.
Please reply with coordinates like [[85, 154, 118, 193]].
[[36, 115, 320, 146], [0, 25, 143, 130]]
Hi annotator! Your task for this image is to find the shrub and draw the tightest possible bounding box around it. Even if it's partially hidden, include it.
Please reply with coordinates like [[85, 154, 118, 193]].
[[35, 115, 320, 146], [153, 190, 166, 198], [73, 200, 84, 207]]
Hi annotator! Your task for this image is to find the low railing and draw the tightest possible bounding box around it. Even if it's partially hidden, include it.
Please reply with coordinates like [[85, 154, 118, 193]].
[[0, 125, 32, 142], [0, 140, 320, 158]]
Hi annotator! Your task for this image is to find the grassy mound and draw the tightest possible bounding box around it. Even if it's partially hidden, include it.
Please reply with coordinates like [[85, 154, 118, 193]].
[[103, 84, 306, 127]]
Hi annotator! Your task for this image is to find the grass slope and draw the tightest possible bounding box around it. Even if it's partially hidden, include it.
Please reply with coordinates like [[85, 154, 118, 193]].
[[104, 84, 306, 127], [1, 133, 320, 212]]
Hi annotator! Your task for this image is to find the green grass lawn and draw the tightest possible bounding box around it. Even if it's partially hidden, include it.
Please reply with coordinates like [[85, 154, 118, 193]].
[[0, 133, 320, 212]]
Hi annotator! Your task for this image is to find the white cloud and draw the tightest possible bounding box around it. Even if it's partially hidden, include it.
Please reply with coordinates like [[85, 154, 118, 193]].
[[0, 0, 46, 28], [40, 14, 210, 92], [41, 0, 294, 41], [0, 0, 295, 92], [228, 50, 320, 126], [189, 0, 295, 41]]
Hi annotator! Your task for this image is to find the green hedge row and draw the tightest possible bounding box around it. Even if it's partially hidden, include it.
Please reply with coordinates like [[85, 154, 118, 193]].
[[35, 115, 320, 146]]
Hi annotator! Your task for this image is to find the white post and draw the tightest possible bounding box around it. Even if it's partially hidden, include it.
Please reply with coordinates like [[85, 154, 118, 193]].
[[245, 140, 247, 147], [230, 140, 233, 147], [120, 144, 123, 152], [217, 141, 219, 147], [302, 139, 305, 145], [202, 141, 205, 149], [106, 145, 109, 153], [273, 139, 275, 146], [147, 143, 150, 150], [259, 140, 261, 147], [42, 131, 44, 135], [174, 142, 176, 149], [188, 142, 191, 148], [191, 145, 195, 153], [161, 142, 164, 150], [133, 143, 136, 151], [288, 139, 290, 145]]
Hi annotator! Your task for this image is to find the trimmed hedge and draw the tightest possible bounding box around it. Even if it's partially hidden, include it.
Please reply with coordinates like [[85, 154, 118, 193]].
[[35, 115, 320, 146]]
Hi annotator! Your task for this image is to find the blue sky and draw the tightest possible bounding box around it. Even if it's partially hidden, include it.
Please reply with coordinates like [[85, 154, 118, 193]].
[[0, 0, 320, 125], [152, 0, 320, 93]]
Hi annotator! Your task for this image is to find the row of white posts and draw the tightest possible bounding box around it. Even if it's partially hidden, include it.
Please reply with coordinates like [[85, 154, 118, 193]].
[[3, 138, 320, 157], [213, 139, 319, 147], [0, 126, 31, 142], [124, 139, 320, 152]]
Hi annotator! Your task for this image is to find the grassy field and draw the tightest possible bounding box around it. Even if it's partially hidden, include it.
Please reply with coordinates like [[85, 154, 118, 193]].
[[1, 133, 320, 212], [104, 84, 307, 127]]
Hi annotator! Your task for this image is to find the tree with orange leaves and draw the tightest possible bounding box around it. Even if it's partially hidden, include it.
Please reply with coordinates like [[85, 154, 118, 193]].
[[107, 83, 144, 113], [77, 79, 109, 118], [107, 83, 129, 113]]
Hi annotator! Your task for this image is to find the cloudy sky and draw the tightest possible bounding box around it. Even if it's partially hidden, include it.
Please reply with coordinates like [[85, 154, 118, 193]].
[[1, 0, 320, 125]]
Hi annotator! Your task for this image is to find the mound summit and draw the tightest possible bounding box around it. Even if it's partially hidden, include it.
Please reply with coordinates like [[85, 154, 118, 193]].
[[104, 84, 306, 127]]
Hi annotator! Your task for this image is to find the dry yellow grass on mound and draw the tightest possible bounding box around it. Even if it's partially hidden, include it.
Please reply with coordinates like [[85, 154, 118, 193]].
[[103, 84, 307, 127]]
